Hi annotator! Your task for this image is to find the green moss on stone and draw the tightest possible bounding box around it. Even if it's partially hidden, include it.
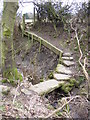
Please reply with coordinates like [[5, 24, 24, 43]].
[[48, 72, 54, 79], [61, 83, 73, 94], [69, 79, 76, 85], [40, 78, 44, 82]]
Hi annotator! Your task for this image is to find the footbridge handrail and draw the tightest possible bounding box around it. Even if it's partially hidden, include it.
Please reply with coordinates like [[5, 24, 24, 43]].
[[20, 24, 63, 59]]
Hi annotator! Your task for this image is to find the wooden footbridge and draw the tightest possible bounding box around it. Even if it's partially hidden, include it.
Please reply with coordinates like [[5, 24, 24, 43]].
[[20, 19, 78, 96]]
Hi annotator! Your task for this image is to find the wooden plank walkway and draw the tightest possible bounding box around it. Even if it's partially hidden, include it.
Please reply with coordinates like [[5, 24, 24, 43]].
[[20, 24, 77, 95], [20, 24, 63, 57]]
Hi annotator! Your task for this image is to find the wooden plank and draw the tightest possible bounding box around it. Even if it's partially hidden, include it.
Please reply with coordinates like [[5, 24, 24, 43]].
[[20, 25, 63, 55], [25, 31, 63, 55], [41, 39, 63, 55]]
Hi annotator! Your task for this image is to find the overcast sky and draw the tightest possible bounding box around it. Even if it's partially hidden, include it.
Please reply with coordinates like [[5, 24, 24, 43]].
[[0, 0, 88, 15]]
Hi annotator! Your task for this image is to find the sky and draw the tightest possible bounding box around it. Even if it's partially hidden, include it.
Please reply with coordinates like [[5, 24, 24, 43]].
[[19, 0, 88, 14], [0, 0, 88, 15]]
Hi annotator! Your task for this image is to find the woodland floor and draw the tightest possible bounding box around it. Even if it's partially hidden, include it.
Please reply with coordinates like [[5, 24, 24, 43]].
[[0, 22, 90, 119]]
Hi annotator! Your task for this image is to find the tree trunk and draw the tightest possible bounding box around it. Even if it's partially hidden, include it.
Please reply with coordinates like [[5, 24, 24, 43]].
[[2, 2, 18, 76]]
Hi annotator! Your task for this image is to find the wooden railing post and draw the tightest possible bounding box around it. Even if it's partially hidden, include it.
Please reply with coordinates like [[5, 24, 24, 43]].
[[22, 14, 25, 37], [39, 39, 42, 53], [33, 7, 35, 25]]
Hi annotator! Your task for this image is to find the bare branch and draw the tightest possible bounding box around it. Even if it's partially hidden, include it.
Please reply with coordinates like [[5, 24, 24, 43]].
[[70, 18, 89, 98], [45, 95, 81, 118], [13, 80, 21, 105]]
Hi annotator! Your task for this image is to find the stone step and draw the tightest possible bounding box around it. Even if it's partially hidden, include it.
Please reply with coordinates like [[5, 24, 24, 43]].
[[29, 79, 65, 95], [21, 88, 33, 95], [62, 56, 73, 61], [56, 64, 73, 75], [53, 73, 71, 81], [63, 52, 72, 57], [62, 60, 75, 67]]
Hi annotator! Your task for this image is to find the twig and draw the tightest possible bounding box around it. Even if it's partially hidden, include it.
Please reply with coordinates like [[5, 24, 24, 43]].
[[45, 95, 80, 118], [13, 80, 20, 105], [70, 18, 89, 98]]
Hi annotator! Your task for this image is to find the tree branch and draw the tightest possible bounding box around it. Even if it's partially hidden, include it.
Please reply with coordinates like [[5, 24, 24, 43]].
[[45, 95, 81, 118], [70, 18, 89, 98]]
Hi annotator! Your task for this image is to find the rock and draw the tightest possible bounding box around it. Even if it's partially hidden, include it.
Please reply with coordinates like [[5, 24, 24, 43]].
[[21, 88, 32, 95], [0, 85, 10, 95], [62, 60, 75, 67], [10, 88, 20, 96], [62, 56, 73, 61], [29, 79, 65, 95], [63, 52, 72, 57], [53, 73, 71, 80], [56, 64, 72, 74]]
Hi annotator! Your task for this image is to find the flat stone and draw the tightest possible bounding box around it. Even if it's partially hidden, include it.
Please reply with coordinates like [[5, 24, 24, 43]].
[[21, 88, 32, 95], [56, 64, 72, 74], [63, 60, 75, 67], [53, 73, 71, 80], [29, 79, 65, 95], [63, 53, 72, 57], [62, 56, 73, 61]]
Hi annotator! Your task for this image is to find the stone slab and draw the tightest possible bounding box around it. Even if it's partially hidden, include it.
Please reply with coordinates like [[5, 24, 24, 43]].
[[62, 56, 73, 61], [29, 79, 65, 95], [21, 88, 34, 95], [56, 64, 72, 74], [54, 73, 71, 81], [63, 53, 72, 57], [63, 60, 75, 67]]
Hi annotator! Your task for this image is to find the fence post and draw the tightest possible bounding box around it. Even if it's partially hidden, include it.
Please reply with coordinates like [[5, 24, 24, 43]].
[[22, 14, 25, 37]]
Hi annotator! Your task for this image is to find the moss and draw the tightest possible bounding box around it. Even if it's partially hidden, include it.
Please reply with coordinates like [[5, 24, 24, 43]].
[[55, 67, 59, 73], [69, 79, 76, 85], [61, 83, 73, 94], [3, 25, 11, 37], [3, 68, 23, 85], [48, 72, 54, 79], [69, 78, 81, 88], [40, 78, 44, 82]]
